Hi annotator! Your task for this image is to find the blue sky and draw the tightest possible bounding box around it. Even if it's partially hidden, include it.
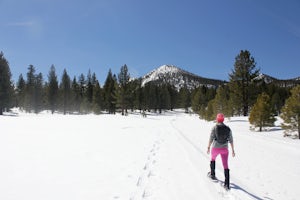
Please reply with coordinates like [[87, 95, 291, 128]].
[[1, 0, 300, 84]]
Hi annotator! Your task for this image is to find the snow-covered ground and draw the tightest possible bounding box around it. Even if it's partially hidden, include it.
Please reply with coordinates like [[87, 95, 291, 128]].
[[0, 110, 299, 200]]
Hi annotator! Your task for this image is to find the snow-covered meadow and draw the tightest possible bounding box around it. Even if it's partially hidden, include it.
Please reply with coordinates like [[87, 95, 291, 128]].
[[0, 110, 299, 200]]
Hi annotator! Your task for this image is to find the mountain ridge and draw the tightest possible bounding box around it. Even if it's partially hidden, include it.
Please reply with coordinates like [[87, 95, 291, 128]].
[[139, 65, 299, 90], [141, 65, 225, 90]]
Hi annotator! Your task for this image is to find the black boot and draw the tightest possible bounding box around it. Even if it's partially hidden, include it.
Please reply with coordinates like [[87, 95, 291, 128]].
[[224, 169, 230, 190], [209, 161, 216, 180]]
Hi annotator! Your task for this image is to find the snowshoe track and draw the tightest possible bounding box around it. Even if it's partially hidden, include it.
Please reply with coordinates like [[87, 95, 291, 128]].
[[130, 139, 161, 200]]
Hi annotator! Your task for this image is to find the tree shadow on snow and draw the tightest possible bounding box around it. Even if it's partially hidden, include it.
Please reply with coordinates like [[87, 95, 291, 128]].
[[230, 182, 265, 200], [252, 127, 283, 133], [229, 119, 248, 123], [267, 127, 282, 132], [1, 112, 19, 117]]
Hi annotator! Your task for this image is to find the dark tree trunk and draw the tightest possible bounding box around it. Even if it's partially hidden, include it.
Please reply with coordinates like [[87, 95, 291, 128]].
[[243, 105, 248, 116]]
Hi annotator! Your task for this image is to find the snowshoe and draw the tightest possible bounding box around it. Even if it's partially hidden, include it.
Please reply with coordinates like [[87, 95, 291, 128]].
[[223, 183, 230, 191], [207, 172, 217, 181]]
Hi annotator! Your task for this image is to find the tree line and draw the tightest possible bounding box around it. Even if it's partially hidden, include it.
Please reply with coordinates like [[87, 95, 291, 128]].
[[0, 52, 193, 115], [0, 50, 299, 138]]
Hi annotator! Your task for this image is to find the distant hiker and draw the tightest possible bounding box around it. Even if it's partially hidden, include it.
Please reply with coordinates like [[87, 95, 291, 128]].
[[207, 113, 235, 190]]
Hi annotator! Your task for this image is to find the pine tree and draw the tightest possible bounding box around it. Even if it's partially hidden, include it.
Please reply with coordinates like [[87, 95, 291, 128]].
[[48, 65, 59, 114], [60, 69, 71, 114], [86, 70, 94, 111], [16, 74, 26, 109], [127, 79, 140, 112], [156, 84, 171, 113], [212, 85, 232, 118], [103, 69, 117, 114], [167, 84, 178, 111], [205, 99, 215, 121], [272, 87, 289, 115], [118, 64, 130, 115], [271, 92, 281, 115], [229, 50, 260, 116], [0, 52, 13, 115], [191, 86, 206, 114], [78, 73, 87, 113], [92, 80, 103, 114], [178, 86, 190, 113], [34, 73, 44, 114], [25, 65, 36, 112], [249, 92, 276, 132], [139, 82, 146, 112], [133, 80, 143, 112], [71, 77, 81, 113], [281, 85, 300, 139], [192, 85, 216, 119], [143, 82, 157, 112], [263, 83, 289, 115]]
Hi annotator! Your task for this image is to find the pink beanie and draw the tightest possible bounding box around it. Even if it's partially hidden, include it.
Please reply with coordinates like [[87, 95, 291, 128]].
[[216, 113, 224, 123]]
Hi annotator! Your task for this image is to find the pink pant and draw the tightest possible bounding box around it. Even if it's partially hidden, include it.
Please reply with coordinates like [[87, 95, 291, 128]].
[[211, 148, 229, 169]]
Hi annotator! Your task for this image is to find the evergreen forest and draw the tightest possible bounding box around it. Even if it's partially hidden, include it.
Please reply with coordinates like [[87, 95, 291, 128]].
[[0, 50, 299, 138]]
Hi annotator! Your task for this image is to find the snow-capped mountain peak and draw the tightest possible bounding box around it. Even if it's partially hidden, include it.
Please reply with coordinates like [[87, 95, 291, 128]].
[[141, 65, 224, 90], [155, 65, 180, 74], [141, 65, 179, 85]]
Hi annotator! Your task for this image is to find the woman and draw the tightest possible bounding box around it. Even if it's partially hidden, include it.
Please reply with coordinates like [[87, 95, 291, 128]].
[[207, 113, 235, 190]]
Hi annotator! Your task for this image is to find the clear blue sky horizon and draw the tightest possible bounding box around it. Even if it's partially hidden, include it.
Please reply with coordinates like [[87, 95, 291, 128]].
[[1, 0, 300, 84]]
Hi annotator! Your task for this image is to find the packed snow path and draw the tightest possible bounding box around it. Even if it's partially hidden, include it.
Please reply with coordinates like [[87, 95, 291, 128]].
[[1, 110, 299, 200]]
